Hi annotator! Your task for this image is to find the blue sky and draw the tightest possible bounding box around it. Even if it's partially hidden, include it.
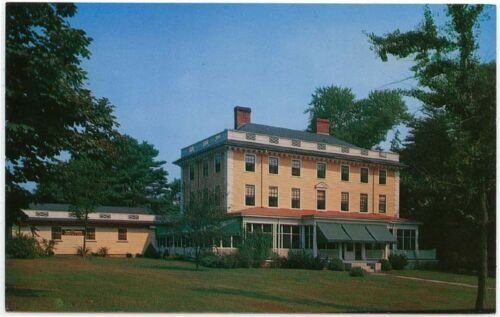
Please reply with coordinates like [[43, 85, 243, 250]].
[[69, 4, 496, 181]]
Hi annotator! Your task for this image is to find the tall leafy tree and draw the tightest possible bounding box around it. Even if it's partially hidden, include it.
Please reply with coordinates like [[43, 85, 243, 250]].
[[36, 134, 172, 214], [6, 3, 117, 232], [367, 5, 495, 311], [305, 86, 408, 148]]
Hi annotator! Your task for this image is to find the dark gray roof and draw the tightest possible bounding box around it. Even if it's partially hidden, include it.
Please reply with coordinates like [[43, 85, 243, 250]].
[[237, 123, 359, 148], [28, 203, 152, 215]]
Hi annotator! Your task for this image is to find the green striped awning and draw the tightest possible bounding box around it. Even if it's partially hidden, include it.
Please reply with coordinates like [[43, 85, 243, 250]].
[[317, 222, 351, 242], [342, 224, 375, 242], [366, 225, 396, 243]]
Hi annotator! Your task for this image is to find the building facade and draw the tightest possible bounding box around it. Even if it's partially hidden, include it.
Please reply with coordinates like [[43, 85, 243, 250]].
[[17, 204, 156, 256], [173, 107, 436, 266]]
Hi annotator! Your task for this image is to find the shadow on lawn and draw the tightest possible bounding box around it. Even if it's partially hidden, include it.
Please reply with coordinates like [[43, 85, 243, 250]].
[[142, 264, 206, 272], [6, 286, 51, 298], [192, 287, 367, 312]]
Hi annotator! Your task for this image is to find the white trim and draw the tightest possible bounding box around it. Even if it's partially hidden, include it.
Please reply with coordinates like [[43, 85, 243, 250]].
[[225, 150, 233, 212]]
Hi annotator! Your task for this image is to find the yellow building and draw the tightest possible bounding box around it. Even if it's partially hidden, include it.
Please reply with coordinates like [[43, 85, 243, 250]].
[[18, 204, 156, 256], [173, 107, 436, 269]]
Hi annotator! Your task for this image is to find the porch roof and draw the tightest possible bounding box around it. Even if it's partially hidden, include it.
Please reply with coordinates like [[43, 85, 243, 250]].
[[317, 223, 350, 242], [366, 224, 397, 243], [231, 207, 418, 223], [342, 224, 375, 243]]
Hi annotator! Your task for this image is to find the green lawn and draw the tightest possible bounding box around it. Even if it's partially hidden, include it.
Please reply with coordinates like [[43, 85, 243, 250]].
[[5, 257, 495, 312], [388, 269, 496, 289]]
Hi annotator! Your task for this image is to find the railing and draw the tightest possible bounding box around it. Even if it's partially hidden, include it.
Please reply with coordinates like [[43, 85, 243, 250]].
[[391, 249, 437, 260], [366, 250, 384, 259]]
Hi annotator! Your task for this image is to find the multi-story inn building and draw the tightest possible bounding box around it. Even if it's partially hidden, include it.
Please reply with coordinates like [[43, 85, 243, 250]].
[[173, 106, 435, 266]]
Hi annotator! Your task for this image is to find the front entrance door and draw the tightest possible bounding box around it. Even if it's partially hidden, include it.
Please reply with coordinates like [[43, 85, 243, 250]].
[[355, 243, 362, 260]]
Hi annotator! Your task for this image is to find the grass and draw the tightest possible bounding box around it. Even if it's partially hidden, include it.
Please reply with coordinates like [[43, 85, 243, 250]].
[[5, 256, 496, 313]]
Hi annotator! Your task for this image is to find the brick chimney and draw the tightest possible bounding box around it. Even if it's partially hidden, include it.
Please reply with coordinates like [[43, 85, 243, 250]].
[[316, 118, 330, 135], [234, 106, 251, 129]]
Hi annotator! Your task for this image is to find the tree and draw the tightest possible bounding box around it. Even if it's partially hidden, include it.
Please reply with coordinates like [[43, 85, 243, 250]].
[[367, 5, 495, 311], [6, 3, 117, 233], [36, 134, 172, 214], [103, 135, 170, 213], [305, 86, 408, 148], [57, 157, 108, 257], [181, 190, 227, 270]]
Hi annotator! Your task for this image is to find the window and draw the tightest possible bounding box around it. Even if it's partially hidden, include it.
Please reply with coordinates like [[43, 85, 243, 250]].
[[246, 223, 273, 248], [202, 158, 209, 177], [379, 169, 387, 185], [189, 164, 195, 180], [214, 153, 222, 173], [317, 190, 326, 210], [292, 159, 301, 176], [245, 185, 255, 206], [360, 193, 368, 213], [397, 229, 416, 250], [245, 154, 255, 172], [215, 185, 221, 206], [51, 227, 62, 240], [118, 228, 127, 241], [291, 188, 300, 209], [379, 195, 387, 213], [269, 157, 279, 174], [304, 225, 314, 249], [268, 186, 278, 207], [86, 227, 96, 240], [360, 167, 369, 183], [317, 162, 326, 179], [341, 165, 349, 181], [341, 192, 349, 211], [281, 225, 300, 249]]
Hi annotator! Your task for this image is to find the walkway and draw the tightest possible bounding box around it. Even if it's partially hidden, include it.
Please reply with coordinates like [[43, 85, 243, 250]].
[[375, 273, 495, 290]]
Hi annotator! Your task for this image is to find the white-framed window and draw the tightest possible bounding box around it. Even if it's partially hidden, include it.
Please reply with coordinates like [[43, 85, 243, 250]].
[[360, 193, 368, 213], [341, 165, 349, 181], [269, 156, 279, 174], [360, 167, 369, 183], [379, 169, 387, 185], [291, 188, 300, 209], [281, 225, 300, 249], [214, 153, 222, 173], [317, 190, 326, 210], [292, 159, 301, 176], [317, 162, 326, 179], [245, 154, 256, 172], [341, 192, 349, 211], [245, 184, 256, 206], [268, 186, 278, 207], [379, 194, 387, 213]]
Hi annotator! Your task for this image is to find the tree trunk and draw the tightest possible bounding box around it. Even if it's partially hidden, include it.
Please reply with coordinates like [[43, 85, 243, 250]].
[[82, 214, 88, 258], [475, 182, 488, 312]]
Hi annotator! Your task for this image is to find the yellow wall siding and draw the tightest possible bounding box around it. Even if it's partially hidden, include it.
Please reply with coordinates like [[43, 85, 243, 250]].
[[230, 150, 398, 217], [19, 226, 154, 255]]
